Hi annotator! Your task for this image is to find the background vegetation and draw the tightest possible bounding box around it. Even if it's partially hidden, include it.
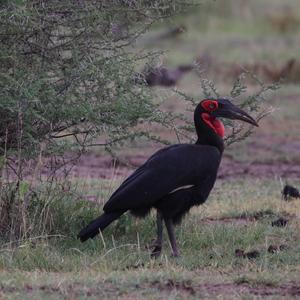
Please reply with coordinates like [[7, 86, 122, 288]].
[[0, 0, 300, 298], [0, 0, 275, 239]]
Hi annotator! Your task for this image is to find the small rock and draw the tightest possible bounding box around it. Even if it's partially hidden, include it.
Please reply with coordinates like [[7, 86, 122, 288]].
[[267, 245, 278, 253], [235, 249, 245, 258], [279, 244, 289, 251], [235, 249, 260, 259], [245, 250, 260, 259], [268, 244, 288, 253]]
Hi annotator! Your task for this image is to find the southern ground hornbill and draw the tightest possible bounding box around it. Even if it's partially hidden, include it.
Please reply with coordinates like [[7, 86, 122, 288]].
[[78, 98, 258, 257]]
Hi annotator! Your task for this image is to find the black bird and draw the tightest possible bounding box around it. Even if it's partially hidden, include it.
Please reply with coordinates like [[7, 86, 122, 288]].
[[78, 99, 258, 257], [135, 65, 193, 87]]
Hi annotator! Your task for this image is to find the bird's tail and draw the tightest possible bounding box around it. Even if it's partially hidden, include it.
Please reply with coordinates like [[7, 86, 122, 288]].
[[78, 211, 124, 242]]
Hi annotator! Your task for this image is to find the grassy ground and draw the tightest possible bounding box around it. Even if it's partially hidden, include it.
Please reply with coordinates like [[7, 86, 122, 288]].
[[1, 0, 300, 298], [1, 178, 300, 299]]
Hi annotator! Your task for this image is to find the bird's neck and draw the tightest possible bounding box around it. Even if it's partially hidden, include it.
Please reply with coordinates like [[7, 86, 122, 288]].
[[196, 135, 224, 153], [195, 115, 225, 153]]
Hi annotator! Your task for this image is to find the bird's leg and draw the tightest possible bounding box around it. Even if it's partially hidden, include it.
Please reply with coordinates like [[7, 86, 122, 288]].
[[164, 218, 180, 257], [150, 211, 163, 258]]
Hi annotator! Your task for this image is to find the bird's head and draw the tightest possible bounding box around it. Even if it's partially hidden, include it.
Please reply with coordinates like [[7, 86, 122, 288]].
[[195, 98, 258, 138]]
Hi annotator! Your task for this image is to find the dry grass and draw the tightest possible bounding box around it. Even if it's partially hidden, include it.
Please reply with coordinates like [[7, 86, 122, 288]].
[[0, 178, 300, 299], [1, 0, 300, 298]]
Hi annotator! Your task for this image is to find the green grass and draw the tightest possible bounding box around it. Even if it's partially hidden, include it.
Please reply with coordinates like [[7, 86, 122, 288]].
[[1, 178, 300, 298], [1, 1, 300, 298]]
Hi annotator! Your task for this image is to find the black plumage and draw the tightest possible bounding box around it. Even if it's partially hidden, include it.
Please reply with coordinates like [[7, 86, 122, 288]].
[[78, 98, 258, 257]]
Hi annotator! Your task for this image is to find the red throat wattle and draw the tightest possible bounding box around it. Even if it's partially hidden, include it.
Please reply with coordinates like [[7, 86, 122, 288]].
[[201, 113, 225, 138]]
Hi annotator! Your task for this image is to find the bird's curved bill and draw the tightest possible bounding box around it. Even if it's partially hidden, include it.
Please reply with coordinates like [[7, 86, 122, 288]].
[[212, 102, 259, 127]]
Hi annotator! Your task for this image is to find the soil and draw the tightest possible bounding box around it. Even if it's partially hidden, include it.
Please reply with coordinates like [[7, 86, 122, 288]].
[[2, 281, 300, 298], [234, 249, 260, 259], [199, 212, 289, 225], [268, 244, 289, 253], [54, 150, 300, 181], [152, 280, 300, 297]]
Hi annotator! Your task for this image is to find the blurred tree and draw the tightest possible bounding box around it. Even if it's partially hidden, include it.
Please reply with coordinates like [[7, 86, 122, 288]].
[[0, 0, 197, 166]]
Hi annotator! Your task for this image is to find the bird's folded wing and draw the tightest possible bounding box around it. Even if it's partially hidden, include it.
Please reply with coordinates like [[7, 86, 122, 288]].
[[103, 144, 220, 213], [103, 163, 185, 212]]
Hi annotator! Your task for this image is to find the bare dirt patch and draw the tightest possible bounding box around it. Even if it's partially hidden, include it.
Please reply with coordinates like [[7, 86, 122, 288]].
[[198, 211, 298, 231], [0, 282, 119, 298], [1, 280, 300, 298], [59, 150, 300, 180], [219, 157, 300, 179], [151, 280, 300, 298]]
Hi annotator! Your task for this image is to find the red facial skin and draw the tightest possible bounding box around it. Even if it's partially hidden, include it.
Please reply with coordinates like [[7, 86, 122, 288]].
[[201, 99, 218, 112], [200, 100, 225, 138]]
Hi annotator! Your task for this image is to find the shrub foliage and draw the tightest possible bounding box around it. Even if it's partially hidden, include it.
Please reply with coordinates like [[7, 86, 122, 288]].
[[0, 1, 196, 158]]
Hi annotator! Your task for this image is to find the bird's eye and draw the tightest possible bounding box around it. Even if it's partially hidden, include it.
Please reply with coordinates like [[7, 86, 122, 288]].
[[200, 99, 218, 112]]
